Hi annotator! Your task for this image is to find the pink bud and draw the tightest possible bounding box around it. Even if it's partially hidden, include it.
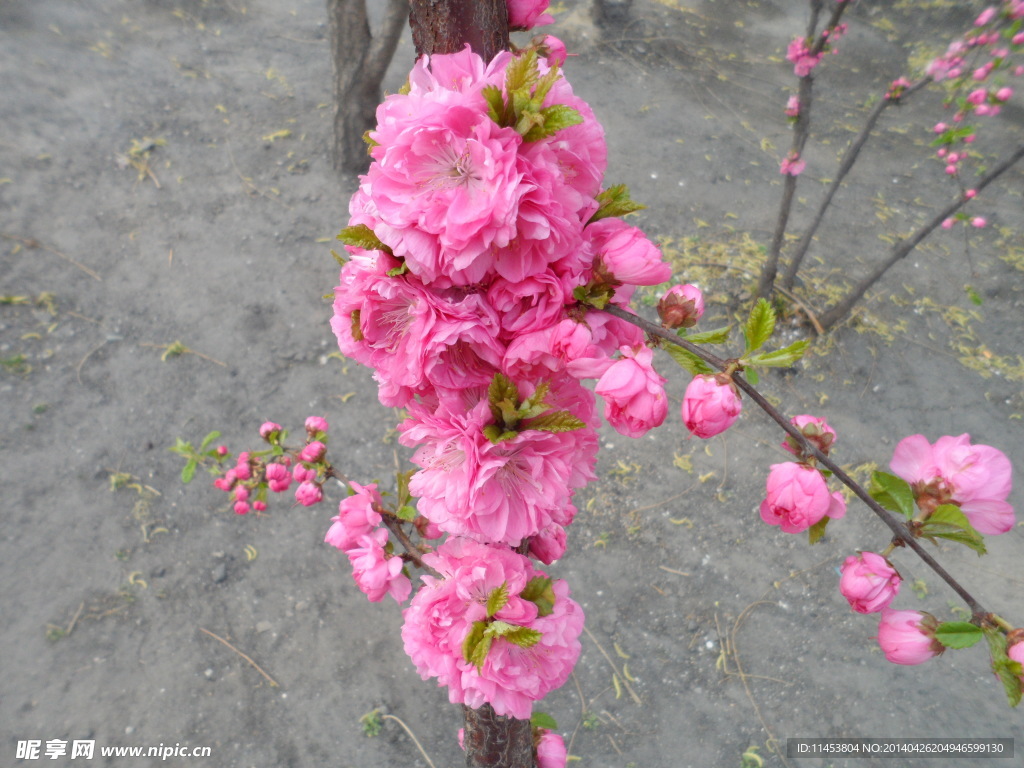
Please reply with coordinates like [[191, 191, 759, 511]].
[[974, 7, 996, 26], [876, 609, 943, 665], [784, 95, 801, 117], [839, 552, 901, 613], [536, 731, 568, 768], [1016, 66, 1024, 77], [295, 481, 323, 507], [963, 133, 976, 143], [759, 462, 836, 534], [266, 462, 292, 493], [941, 218, 955, 229], [292, 464, 314, 484], [234, 501, 250, 515], [681, 374, 742, 439], [657, 283, 705, 329], [540, 34, 568, 66], [966, 88, 987, 105], [996, 87, 1013, 101], [259, 421, 282, 440], [965, 189, 977, 199], [234, 452, 252, 481], [1008, 639, 1024, 684], [252, 500, 267, 512], [933, 122, 947, 133], [595, 345, 668, 438], [936, 148, 947, 158], [216, 445, 228, 456], [305, 416, 329, 435], [945, 165, 958, 175], [234, 485, 250, 502], [971, 216, 987, 228], [1014, 34, 1024, 46], [299, 440, 327, 463]]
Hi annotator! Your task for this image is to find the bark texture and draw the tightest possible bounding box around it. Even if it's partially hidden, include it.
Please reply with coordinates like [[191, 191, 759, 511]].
[[327, 0, 406, 173], [462, 704, 535, 768], [409, 0, 509, 62]]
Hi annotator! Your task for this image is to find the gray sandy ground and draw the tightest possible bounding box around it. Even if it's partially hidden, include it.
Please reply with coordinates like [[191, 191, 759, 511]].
[[1, 1, 1022, 766]]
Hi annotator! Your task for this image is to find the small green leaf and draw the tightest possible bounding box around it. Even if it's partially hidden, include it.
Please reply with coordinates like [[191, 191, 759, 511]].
[[746, 339, 810, 368], [523, 104, 584, 142], [521, 576, 555, 617], [482, 85, 507, 125], [199, 430, 222, 452], [745, 367, 759, 385], [965, 285, 983, 306], [984, 628, 1023, 707], [337, 224, 392, 254], [505, 50, 539, 95], [807, 515, 829, 544], [503, 625, 542, 648], [588, 184, 647, 224], [486, 583, 510, 618], [181, 460, 197, 485], [934, 621, 984, 649], [531, 712, 559, 731], [385, 261, 408, 277], [395, 505, 417, 522], [482, 425, 519, 444], [462, 620, 493, 671], [744, 298, 776, 353], [666, 345, 714, 376], [869, 471, 916, 519], [920, 504, 987, 555], [519, 381, 551, 419], [522, 411, 586, 433], [683, 325, 731, 345]]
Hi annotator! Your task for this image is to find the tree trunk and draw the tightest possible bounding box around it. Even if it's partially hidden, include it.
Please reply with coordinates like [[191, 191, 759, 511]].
[[462, 704, 535, 768], [409, 0, 509, 62], [327, 0, 406, 173]]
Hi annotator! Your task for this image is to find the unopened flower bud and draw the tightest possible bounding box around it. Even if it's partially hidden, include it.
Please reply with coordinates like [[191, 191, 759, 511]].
[[299, 441, 327, 463], [876, 609, 943, 665], [681, 374, 742, 438], [305, 416, 329, 435], [295, 481, 323, 507], [658, 284, 705, 329], [839, 552, 901, 613], [234, 501, 250, 515], [259, 421, 282, 441]]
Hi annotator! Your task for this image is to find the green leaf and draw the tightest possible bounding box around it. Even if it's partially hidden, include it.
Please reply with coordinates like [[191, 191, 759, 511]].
[[807, 515, 829, 545], [521, 576, 556, 617], [745, 367, 759, 385], [396, 468, 415, 507], [168, 437, 193, 458], [337, 224, 392, 255], [486, 583, 510, 618], [744, 298, 775, 353], [482, 425, 519, 444], [920, 504, 987, 555], [683, 325, 731, 345], [522, 410, 585, 433], [523, 104, 584, 142], [395, 505, 417, 522], [385, 261, 408, 277], [488, 373, 521, 428], [482, 85, 506, 125], [199, 430, 222, 452], [503, 625, 543, 648], [965, 285, 983, 306], [519, 381, 551, 419], [984, 628, 1023, 707], [666, 345, 714, 376], [868, 471, 916, 519], [505, 50, 539, 95], [462, 621, 493, 671], [934, 621, 984, 649], [589, 184, 647, 224], [746, 339, 810, 368], [181, 460, 197, 485], [531, 712, 559, 731]]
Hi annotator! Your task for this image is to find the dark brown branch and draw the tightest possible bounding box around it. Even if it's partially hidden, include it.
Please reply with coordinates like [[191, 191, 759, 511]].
[[599, 303, 988, 616], [817, 143, 1024, 330], [779, 77, 932, 291], [462, 704, 534, 768], [409, 0, 509, 61]]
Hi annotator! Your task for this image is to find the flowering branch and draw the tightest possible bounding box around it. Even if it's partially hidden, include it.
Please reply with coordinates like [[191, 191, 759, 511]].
[[598, 303, 993, 619]]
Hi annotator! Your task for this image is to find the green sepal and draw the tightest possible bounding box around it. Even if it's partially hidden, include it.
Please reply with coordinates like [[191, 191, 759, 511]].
[[744, 298, 775, 353], [521, 576, 556, 617], [330, 249, 347, 267], [683, 325, 731, 345], [746, 339, 810, 368], [522, 410, 585, 433], [868, 471, 916, 519], [934, 621, 984, 649], [362, 130, 379, 150], [984, 628, 1023, 707], [807, 515, 829, 545], [199, 430, 221, 452], [588, 184, 646, 224], [337, 224, 392, 255], [920, 504, 987, 555], [181, 459, 197, 485], [522, 104, 584, 142], [531, 712, 558, 731], [385, 261, 408, 277], [666, 345, 714, 376], [395, 505, 417, 522], [486, 583, 510, 618]]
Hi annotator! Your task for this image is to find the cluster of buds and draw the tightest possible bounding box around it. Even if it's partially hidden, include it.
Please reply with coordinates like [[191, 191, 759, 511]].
[[211, 416, 332, 514]]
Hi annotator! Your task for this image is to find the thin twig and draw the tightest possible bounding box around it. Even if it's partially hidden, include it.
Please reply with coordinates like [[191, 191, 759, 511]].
[[581, 625, 642, 706], [380, 714, 437, 768], [198, 627, 280, 687], [2, 233, 102, 281]]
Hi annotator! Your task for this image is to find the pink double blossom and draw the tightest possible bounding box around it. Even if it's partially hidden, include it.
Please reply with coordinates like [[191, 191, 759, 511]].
[[347, 528, 411, 603], [876, 609, 943, 665], [587, 217, 671, 287], [507, 0, 554, 30], [759, 462, 846, 534], [594, 345, 668, 438], [681, 374, 742, 438], [839, 552, 901, 614], [786, 37, 823, 77], [536, 731, 568, 768], [324, 482, 384, 552], [890, 433, 1014, 534], [295, 480, 323, 507]]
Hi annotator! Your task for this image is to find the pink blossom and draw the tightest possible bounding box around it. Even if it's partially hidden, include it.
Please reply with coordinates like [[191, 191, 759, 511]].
[[941, 218, 955, 229], [295, 481, 323, 507], [965, 189, 977, 199], [252, 500, 266, 512], [971, 216, 987, 228], [657, 283, 704, 329], [265, 462, 292, 493], [587, 217, 670, 286], [759, 462, 844, 534], [934, 122, 948, 133], [595, 345, 668, 438], [890, 434, 1015, 534], [299, 441, 326, 463], [681, 375, 742, 438], [839, 552, 901, 614], [292, 463, 315, 484], [780, 153, 806, 176], [536, 731, 568, 768], [876, 609, 943, 665], [975, 7, 997, 26], [259, 421, 282, 440], [401, 538, 583, 720], [784, 95, 801, 117], [233, 501, 250, 515], [1008, 640, 1024, 683], [325, 482, 384, 552], [528, 523, 568, 565], [234, 452, 252, 481], [967, 88, 988, 105], [347, 528, 411, 603], [305, 416, 329, 434], [541, 35, 568, 66], [233, 485, 249, 503], [507, 0, 554, 30], [996, 87, 1013, 101], [786, 37, 822, 77]]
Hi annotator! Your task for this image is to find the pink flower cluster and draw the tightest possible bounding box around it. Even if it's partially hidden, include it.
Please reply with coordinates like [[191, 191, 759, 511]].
[[401, 539, 582, 720], [212, 416, 332, 515]]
